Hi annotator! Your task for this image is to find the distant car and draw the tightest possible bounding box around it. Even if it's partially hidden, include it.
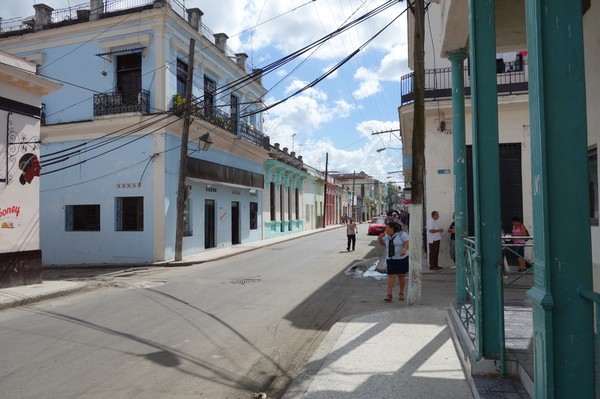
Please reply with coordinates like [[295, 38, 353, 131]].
[[368, 217, 387, 235]]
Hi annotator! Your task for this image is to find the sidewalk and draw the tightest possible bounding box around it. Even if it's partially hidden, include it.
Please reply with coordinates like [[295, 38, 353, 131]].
[[0, 225, 479, 398], [282, 307, 472, 399]]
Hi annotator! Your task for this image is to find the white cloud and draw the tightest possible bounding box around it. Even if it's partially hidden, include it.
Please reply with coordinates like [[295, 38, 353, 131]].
[[378, 44, 411, 81], [1, 0, 409, 181], [352, 67, 382, 99], [331, 99, 354, 119]]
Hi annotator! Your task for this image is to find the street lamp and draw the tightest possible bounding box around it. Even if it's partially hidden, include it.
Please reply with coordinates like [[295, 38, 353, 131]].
[[376, 147, 402, 153], [198, 132, 213, 151]]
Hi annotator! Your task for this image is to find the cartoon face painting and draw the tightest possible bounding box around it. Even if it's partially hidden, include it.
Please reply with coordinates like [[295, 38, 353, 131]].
[[18, 153, 41, 185]]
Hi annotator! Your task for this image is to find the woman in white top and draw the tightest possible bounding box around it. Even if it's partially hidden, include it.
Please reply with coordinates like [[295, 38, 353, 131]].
[[377, 221, 410, 301]]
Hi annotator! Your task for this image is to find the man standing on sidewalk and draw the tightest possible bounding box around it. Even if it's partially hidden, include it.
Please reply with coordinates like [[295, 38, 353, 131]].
[[346, 219, 358, 251], [427, 211, 444, 270]]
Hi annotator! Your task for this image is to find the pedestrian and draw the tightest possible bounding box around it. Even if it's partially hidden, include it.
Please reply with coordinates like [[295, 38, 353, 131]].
[[400, 208, 410, 231], [427, 210, 444, 270], [511, 216, 529, 272], [448, 212, 455, 268], [346, 218, 358, 251], [378, 221, 409, 301]]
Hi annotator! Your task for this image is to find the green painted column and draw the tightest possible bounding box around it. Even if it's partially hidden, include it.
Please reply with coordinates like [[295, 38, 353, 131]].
[[448, 49, 468, 304], [467, 0, 503, 358], [525, 0, 595, 397]]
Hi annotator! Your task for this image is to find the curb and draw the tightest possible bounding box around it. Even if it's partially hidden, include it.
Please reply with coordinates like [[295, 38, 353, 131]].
[[0, 282, 89, 311]]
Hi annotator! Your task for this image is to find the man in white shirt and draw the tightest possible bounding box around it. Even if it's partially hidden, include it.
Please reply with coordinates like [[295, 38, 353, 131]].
[[427, 211, 444, 270]]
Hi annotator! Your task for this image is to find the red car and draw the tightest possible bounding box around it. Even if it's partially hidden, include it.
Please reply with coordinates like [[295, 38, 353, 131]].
[[368, 217, 387, 235]]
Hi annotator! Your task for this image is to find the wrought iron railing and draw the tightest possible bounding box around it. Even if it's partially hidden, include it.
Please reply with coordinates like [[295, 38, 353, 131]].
[[192, 100, 234, 132], [172, 95, 270, 149], [501, 238, 534, 288], [460, 235, 534, 376], [400, 60, 529, 106], [0, 0, 256, 74], [238, 123, 270, 149], [462, 237, 484, 359], [93, 89, 150, 116]]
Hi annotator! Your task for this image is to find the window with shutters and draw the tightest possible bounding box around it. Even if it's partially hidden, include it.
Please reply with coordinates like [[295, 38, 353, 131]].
[[176, 59, 187, 96], [204, 76, 216, 118]]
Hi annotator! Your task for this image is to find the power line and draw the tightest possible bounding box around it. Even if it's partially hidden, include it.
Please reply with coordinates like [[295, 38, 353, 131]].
[[18, 1, 402, 175], [240, 2, 406, 118]]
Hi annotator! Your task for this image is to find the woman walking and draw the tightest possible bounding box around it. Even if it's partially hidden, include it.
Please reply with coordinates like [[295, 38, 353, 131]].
[[378, 221, 410, 301]]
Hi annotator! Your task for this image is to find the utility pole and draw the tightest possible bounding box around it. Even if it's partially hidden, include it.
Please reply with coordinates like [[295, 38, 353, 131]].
[[351, 171, 356, 221], [322, 152, 328, 228], [174, 38, 195, 261], [408, 0, 425, 305]]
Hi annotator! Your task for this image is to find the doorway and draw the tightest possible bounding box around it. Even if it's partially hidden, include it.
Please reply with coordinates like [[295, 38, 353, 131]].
[[466, 143, 523, 235], [231, 201, 240, 245], [116, 53, 141, 105], [204, 199, 215, 249]]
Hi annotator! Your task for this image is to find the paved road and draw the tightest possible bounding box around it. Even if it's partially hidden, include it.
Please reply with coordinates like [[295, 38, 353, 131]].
[[0, 229, 420, 398], [0, 227, 472, 398]]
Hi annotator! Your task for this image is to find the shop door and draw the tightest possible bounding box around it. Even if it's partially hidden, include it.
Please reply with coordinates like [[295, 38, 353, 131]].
[[204, 199, 215, 249], [231, 201, 240, 245]]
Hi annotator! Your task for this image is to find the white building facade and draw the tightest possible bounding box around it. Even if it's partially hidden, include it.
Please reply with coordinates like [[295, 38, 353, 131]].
[[0, 50, 61, 284]]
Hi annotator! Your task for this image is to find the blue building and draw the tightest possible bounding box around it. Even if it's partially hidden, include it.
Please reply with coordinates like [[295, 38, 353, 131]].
[[0, 0, 271, 265]]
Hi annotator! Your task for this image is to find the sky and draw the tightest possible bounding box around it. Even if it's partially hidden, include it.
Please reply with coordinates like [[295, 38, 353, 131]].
[[3, 0, 410, 185]]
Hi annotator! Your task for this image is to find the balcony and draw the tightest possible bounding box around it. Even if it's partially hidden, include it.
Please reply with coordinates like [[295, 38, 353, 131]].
[[172, 94, 270, 150], [238, 123, 270, 149], [400, 60, 529, 106], [93, 90, 150, 116]]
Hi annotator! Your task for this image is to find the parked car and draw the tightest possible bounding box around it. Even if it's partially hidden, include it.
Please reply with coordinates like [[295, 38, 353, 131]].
[[368, 217, 387, 235]]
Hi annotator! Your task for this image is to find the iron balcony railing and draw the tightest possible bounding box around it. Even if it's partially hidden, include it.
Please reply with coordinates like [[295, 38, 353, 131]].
[[400, 60, 529, 106], [93, 89, 150, 116], [172, 95, 270, 150], [237, 123, 270, 149]]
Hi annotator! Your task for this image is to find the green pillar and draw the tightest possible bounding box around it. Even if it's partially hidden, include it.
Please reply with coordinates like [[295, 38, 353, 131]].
[[448, 49, 468, 304], [468, 0, 503, 358], [526, 0, 594, 397]]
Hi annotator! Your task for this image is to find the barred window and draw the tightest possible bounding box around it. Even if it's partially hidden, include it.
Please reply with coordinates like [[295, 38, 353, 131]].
[[66, 205, 100, 231], [116, 197, 144, 231]]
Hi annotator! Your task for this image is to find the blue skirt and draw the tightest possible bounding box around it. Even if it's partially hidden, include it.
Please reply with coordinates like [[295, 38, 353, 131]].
[[387, 257, 409, 275]]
